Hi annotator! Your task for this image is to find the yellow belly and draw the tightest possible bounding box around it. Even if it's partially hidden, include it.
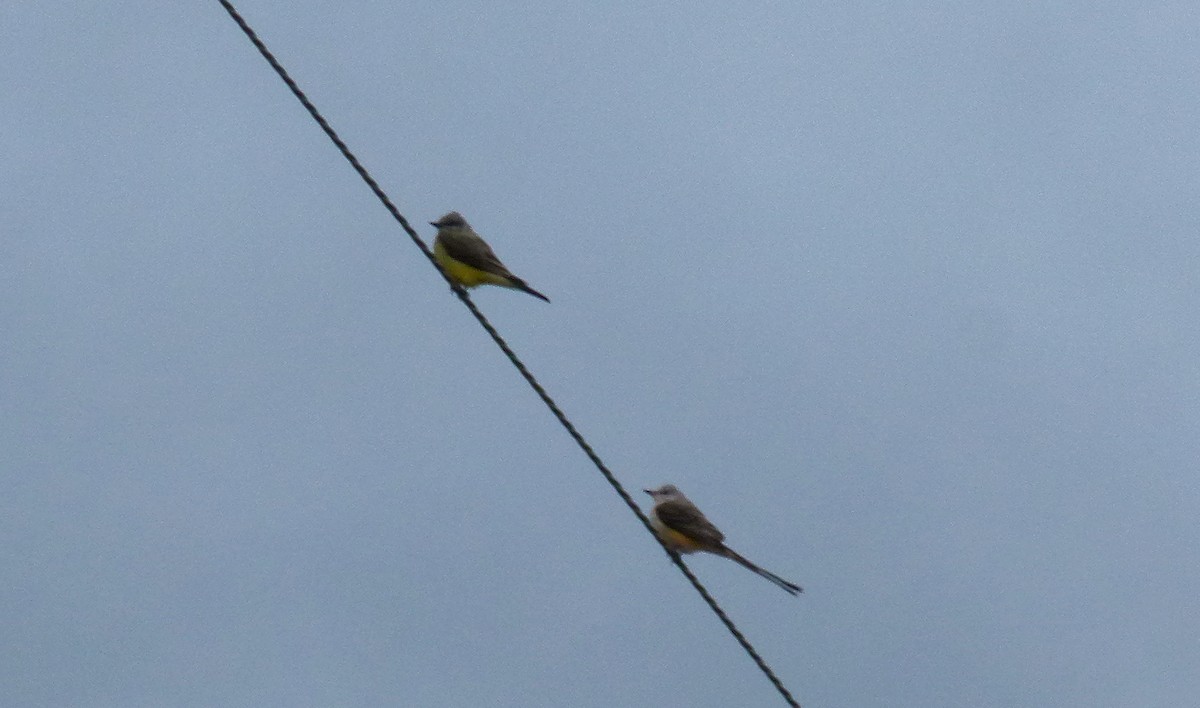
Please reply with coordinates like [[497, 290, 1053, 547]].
[[434, 242, 508, 288], [652, 521, 705, 553]]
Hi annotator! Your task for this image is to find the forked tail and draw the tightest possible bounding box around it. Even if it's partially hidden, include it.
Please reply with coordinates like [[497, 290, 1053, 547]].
[[723, 547, 803, 596], [507, 275, 550, 302]]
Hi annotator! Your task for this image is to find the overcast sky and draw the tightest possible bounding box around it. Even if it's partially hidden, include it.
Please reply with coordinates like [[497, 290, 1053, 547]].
[[4, 2, 1199, 706]]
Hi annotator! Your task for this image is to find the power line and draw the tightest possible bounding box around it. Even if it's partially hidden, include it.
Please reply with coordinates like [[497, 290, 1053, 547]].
[[215, 3, 801, 705]]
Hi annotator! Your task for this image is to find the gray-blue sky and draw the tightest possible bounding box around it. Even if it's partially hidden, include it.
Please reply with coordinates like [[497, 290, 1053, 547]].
[[4, 2, 1198, 706]]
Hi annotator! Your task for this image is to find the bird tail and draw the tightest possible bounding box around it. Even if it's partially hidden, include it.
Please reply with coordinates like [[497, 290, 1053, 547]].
[[507, 276, 550, 303], [722, 547, 803, 596]]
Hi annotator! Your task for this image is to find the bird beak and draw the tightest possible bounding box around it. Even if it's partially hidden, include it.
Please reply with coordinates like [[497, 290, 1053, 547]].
[[642, 489, 653, 495], [428, 221, 439, 227]]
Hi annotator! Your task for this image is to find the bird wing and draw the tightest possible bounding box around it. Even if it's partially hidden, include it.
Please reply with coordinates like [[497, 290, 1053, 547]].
[[437, 230, 513, 277], [655, 500, 725, 547]]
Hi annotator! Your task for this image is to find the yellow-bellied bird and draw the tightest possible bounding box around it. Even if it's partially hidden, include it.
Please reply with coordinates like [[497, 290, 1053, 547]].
[[430, 212, 549, 302]]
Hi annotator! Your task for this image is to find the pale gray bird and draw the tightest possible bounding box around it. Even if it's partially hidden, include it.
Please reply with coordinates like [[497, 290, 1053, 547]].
[[644, 484, 803, 596], [429, 212, 549, 302]]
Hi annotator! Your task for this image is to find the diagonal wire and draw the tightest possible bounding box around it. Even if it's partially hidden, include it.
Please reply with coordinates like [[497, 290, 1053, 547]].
[[215, 2, 800, 705]]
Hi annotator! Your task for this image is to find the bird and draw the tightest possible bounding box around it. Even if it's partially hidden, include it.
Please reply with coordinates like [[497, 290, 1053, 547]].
[[644, 484, 803, 595], [429, 211, 549, 302]]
